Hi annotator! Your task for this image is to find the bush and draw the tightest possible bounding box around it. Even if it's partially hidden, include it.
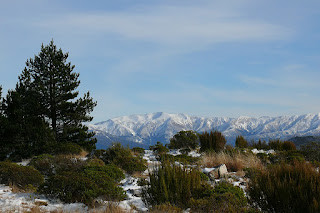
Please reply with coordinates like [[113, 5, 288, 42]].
[[158, 154, 200, 165], [248, 161, 320, 213], [54, 142, 83, 155], [249, 140, 269, 150], [142, 161, 202, 208], [235, 136, 248, 148], [149, 142, 169, 155], [269, 140, 296, 151], [97, 143, 147, 174], [199, 130, 226, 152], [168, 130, 199, 150], [190, 182, 251, 213], [0, 161, 44, 190], [301, 142, 320, 161], [40, 163, 126, 206], [132, 147, 145, 156]]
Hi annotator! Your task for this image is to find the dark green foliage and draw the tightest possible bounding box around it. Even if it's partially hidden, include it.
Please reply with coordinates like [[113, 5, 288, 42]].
[[1, 40, 97, 160], [235, 135, 248, 148], [199, 130, 226, 152], [132, 147, 145, 156], [168, 130, 199, 150], [0, 161, 44, 190], [249, 140, 269, 150], [29, 154, 87, 176], [54, 142, 83, 155], [190, 182, 250, 213], [269, 139, 296, 151], [96, 143, 147, 174], [39, 156, 125, 206], [248, 161, 320, 213], [40, 170, 125, 206], [29, 154, 55, 176], [149, 141, 169, 155], [142, 161, 202, 208], [150, 204, 183, 212], [301, 142, 320, 161]]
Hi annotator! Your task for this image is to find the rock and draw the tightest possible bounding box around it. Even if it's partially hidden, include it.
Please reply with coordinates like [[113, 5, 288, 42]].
[[208, 164, 228, 180], [34, 199, 48, 206]]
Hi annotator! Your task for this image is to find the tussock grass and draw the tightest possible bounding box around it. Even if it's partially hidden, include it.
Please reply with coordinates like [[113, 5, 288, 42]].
[[201, 150, 263, 172]]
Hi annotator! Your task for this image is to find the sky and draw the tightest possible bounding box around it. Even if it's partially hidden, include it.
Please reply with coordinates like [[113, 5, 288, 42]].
[[1, 0, 320, 123]]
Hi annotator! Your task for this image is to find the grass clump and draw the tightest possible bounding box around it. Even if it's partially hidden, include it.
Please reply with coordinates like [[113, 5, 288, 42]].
[[0, 161, 44, 191], [248, 161, 320, 213], [201, 151, 263, 172], [142, 161, 202, 208]]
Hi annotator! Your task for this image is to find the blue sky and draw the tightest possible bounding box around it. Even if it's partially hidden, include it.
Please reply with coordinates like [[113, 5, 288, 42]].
[[1, 0, 320, 123]]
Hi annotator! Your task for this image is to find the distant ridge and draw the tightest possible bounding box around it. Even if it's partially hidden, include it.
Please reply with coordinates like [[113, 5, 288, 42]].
[[88, 112, 320, 149]]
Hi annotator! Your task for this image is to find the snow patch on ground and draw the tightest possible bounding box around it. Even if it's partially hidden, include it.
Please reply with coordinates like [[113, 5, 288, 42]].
[[251, 149, 275, 154]]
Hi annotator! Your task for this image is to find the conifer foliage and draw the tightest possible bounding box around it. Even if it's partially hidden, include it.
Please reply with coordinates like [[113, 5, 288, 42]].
[[0, 40, 97, 159], [199, 130, 226, 152]]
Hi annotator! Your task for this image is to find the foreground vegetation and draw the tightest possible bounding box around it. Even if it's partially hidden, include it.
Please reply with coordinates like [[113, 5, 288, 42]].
[[1, 41, 320, 212]]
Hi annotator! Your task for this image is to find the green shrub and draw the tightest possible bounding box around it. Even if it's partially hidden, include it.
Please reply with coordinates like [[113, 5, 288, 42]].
[[249, 140, 269, 150], [84, 163, 125, 182], [149, 142, 169, 155], [86, 158, 105, 167], [29, 154, 55, 176], [301, 142, 320, 161], [0, 161, 44, 190], [132, 147, 145, 156], [235, 135, 248, 148], [142, 161, 202, 208], [97, 143, 147, 174], [54, 142, 83, 155], [41, 167, 125, 206], [248, 161, 320, 213], [268, 140, 296, 151], [199, 130, 226, 152], [168, 130, 199, 150], [190, 182, 250, 213]]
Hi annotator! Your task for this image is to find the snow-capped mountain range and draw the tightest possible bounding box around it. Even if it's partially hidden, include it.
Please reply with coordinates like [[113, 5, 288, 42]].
[[88, 112, 320, 149]]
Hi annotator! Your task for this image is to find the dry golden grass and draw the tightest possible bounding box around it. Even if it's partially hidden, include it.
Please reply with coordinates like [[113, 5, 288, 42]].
[[89, 202, 128, 213], [201, 150, 264, 172]]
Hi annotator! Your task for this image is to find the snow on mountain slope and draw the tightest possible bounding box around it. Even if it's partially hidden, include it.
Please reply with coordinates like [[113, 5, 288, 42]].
[[88, 112, 320, 148]]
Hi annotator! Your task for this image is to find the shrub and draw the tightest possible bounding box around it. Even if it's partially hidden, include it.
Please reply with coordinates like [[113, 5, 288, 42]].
[[142, 161, 202, 208], [248, 161, 320, 213], [132, 147, 145, 156], [235, 135, 248, 148], [98, 143, 147, 174], [199, 130, 226, 152], [301, 142, 320, 161], [190, 182, 251, 213], [0, 161, 44, 190], [149, 142, 169, 155], [268, 140, 296, 151], [41, 167, 125, 206], [29, 154, 55, 176], [168, 130, 199, 150], [54, 142, 83, 155], [158, 154, 200, 165], [84, 163, 125, 182], [249, 140, 269, 150]]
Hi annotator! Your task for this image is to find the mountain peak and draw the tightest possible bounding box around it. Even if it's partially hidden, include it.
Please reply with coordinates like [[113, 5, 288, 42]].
[[90, 112, 320, 149]]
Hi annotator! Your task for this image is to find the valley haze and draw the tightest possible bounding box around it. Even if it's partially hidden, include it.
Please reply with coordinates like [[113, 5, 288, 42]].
[[89, 112, 320, 149]]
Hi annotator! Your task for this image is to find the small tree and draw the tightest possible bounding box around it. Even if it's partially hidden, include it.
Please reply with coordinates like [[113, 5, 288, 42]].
[[199, 130, 226, 152], [235, 135, 248, 148], [168, 130, 199, 150]]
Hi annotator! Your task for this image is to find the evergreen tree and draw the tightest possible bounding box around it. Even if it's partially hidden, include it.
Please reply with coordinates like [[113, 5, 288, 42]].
[[19, 40, 97, 151], [168, 130, 199, 150], [235, 135, 248, 148], [199, 130, 226, 152], [1, 78, 55, 160]]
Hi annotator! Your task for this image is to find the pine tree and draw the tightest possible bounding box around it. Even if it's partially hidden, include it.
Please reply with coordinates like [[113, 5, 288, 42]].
[[19, 40, 97, 151]]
